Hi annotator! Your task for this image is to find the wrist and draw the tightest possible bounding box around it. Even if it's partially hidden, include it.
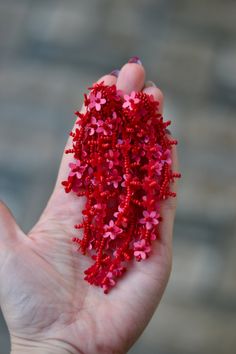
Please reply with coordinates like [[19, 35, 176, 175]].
[[11, 337, 82, 354]]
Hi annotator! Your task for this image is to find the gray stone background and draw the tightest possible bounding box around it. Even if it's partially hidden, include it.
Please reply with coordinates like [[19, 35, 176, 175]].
[[0, 0, 236, 353]]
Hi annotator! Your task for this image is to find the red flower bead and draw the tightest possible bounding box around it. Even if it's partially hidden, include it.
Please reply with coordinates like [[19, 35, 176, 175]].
[[62, 82, 181, 294]]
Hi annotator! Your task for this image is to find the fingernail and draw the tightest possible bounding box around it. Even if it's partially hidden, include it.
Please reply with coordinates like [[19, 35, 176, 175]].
[[110, 69, 120, 77], [145, 80, 156, 88], [128, 56, 142, 65]]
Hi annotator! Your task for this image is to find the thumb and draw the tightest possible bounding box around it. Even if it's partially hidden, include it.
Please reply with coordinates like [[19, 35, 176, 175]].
[[0, 201, 25, 245]]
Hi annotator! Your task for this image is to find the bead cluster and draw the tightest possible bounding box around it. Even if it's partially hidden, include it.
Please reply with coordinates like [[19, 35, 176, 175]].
[[62, 82, 180, 293]]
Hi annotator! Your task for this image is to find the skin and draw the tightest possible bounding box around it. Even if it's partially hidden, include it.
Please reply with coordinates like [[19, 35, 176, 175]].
[[0, 62, 179, 354]]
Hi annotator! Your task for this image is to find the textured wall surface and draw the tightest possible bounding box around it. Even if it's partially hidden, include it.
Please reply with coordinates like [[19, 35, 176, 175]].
[[0, 1, 236, 353]]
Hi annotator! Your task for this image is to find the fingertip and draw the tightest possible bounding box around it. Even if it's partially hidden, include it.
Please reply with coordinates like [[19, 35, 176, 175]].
[[97, 74, 118, 86], [117, 62, 146, 94], [143, 86, 164, 114], [80, 73, 118, 114]]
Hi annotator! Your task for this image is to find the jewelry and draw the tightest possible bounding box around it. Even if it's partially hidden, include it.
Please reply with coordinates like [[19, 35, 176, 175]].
[[62, 82, 181, 293]]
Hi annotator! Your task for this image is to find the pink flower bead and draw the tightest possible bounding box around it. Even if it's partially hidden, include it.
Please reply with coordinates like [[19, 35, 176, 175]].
[[139, 210, 160, 230], [123, 91, 140, 110], [103, 220, 122, 240], [89, 91, 106, 111], [133, 239, 151, 261], [69, 160, 87, 179]]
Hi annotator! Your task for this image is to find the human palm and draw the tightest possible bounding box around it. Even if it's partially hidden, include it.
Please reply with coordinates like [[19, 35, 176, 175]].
[[0, 61, 179, 354]]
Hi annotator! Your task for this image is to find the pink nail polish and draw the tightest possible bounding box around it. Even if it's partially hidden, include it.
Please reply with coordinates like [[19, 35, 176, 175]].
[[145, 80, 156, 88], [128, 56, 142, 65], [110, 69, 120, 77]]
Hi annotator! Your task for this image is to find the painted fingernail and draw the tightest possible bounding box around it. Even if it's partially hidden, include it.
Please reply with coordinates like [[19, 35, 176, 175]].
[[128, 56, 142, 65], [110, 69, 120, 77], [145, 80, 156, 88]]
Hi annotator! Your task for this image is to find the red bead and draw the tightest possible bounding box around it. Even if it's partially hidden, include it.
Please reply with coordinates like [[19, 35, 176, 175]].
[[61, 83, 180, 294]]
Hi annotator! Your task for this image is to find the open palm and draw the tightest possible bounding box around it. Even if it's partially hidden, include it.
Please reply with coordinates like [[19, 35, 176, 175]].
[[0, 61, 179, 354]]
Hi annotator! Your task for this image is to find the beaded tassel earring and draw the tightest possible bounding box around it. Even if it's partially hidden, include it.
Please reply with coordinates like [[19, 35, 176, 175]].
[[62, 81, 181, 294]]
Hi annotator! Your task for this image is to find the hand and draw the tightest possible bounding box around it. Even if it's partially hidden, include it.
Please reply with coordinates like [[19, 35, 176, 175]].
[[0, 60, 179, 354]]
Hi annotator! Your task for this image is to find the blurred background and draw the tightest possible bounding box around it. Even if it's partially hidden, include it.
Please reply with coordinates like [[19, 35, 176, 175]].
[[0, 0, 236, 353]]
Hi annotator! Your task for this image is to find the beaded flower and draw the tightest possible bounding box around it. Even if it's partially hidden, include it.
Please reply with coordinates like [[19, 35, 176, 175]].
[[62, 82, 181, 294]]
